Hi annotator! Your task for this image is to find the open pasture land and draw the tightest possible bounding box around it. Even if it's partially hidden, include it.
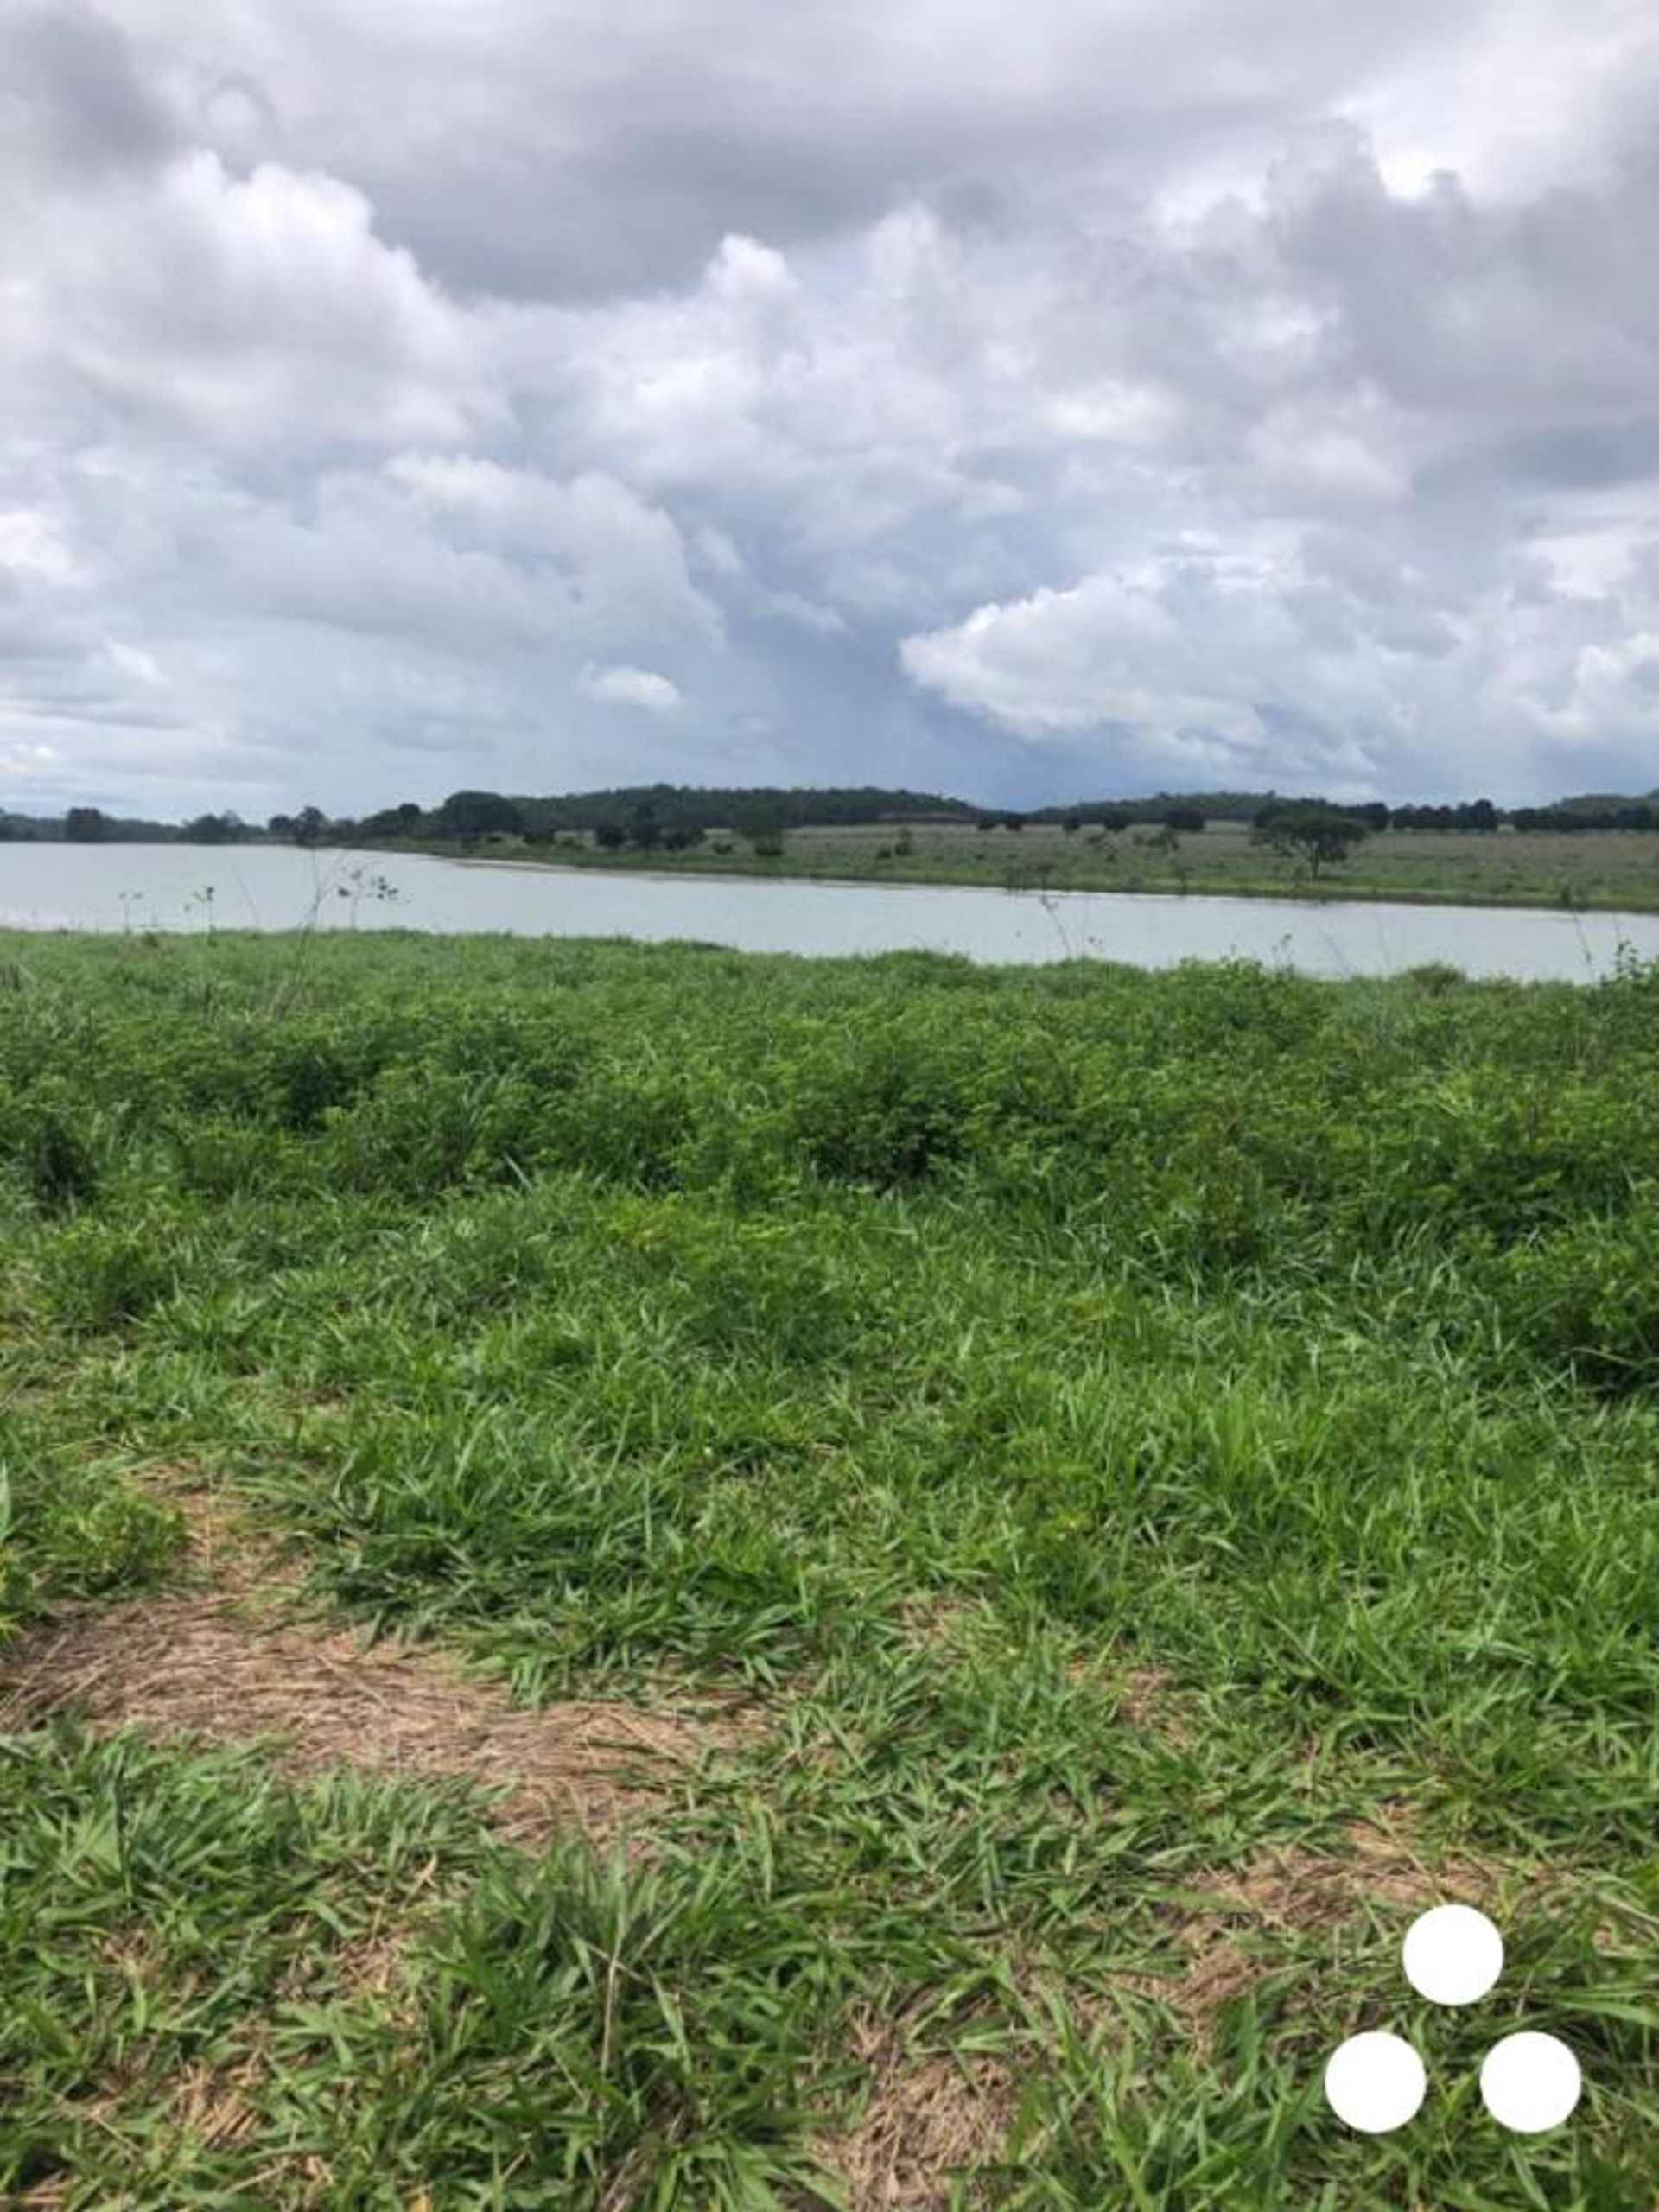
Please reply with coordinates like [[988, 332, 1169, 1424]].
[[492, 816, 1659, 912], [2, 931, 1657, 2206]]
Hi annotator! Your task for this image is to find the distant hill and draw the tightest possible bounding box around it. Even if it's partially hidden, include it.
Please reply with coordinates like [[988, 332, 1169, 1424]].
[[504, 784, 977, 836]]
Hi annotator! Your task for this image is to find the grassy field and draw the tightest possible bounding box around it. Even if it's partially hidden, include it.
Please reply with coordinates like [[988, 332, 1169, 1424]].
[[397, 817, 1659, 914], [2, 930, 1657, 2207]]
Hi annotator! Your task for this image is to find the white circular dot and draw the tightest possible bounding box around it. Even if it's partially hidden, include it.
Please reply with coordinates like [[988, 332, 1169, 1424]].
[[1324, 2031, 1427, 2133], [1480, 2031, 1582, 2133], [1402, 1904, 1504, 2005]]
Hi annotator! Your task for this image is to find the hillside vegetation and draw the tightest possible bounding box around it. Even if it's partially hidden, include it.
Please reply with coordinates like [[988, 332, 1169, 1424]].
[[2, 932, 1656, 2206]]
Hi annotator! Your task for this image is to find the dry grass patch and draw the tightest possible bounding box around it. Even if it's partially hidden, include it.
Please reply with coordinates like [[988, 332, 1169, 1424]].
[[154, 1471, 296, 1595], [894, 1593, 985, 1652], [0, 1473, 753, 1850], [1, 1592, 746, 1847], [1060, 1652, 1198, 1750], [814, 2005, 1018, 2211], [165, 2050, 268, 2155], [1142, 1806, 1513, 2040], [1112, 1662, 1198, 1749]]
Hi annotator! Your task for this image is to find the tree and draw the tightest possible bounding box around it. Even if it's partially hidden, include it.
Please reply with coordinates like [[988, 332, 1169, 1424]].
[[181, 810, 246, 844], [1162, 806, 1205, 835], [593, 822, 627, 849], [1001, 813, 1025, 833], [434, 790, 524, 839], [293, 805, 327, 847], [1252, 804, 1370, 879], [353, 801, 422, 842], [629, 802, 663, 849], [65, 806, 109, 842], [1061, 813, 1082, 833], [1096, 810, 1130, 833]]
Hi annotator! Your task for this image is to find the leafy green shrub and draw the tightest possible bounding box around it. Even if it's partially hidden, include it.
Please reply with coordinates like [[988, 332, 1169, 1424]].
[[1403, 961, 1465, 995], [609, 1198, 862, 1365], [1335, 1074, 1650, 1247], [551, 1060, 702, 1187], [318, 1065, 549, 1193], [171, 1116, 314, 1198], [259, 1020, 410, 1130], [1491, 1206, 1659, 1393], [0, 1085, 98, 1211], [31, 1211, 188, 1332], [787, 1023, 974, 1189]]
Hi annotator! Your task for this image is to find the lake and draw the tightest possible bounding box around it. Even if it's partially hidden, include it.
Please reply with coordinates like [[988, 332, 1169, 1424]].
[[3, 841, 1656, 982]]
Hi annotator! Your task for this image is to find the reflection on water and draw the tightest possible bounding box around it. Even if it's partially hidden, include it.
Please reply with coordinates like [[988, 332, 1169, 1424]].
[[3, 842, 1656, 982]]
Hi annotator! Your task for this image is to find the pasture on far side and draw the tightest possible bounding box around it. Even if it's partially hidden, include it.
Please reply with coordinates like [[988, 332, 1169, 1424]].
[[413, 815, 1659, 912]]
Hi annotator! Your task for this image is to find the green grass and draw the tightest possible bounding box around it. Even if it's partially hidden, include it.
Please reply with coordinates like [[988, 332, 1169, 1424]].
[[3, 931, 1658, 2205], [385, 816, 1659, 914]]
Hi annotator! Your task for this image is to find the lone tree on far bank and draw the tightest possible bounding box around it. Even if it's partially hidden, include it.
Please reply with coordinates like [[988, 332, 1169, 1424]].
[[1251, 803, 1370, 880]]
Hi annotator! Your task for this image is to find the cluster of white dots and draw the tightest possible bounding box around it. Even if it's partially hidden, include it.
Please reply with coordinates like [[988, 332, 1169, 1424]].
[[1323, 1904, 1582, 2135]]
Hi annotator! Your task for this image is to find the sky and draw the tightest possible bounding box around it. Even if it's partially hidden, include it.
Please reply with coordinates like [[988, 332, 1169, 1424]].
[[4, 1, 1659, 817]]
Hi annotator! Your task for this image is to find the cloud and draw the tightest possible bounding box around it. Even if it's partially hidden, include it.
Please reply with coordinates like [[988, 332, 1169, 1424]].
[[580, 664, 685, 712], [901, 534, 1659, 798], [95, 0, 1583, 298], [3, 147, 495, 445], [0, 510, 85, 588], [7, 0, 1659, 814]]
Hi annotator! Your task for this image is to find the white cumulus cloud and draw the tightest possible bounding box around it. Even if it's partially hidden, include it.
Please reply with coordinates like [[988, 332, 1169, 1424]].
[[579, 664, 685, 713]]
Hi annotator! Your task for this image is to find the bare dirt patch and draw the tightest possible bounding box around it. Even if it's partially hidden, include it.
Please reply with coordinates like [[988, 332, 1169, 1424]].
[[0, 1478, 750, 1848]]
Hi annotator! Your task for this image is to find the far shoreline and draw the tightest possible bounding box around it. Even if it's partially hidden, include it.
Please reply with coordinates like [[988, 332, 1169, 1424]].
[[433, 844, 1659, 918]]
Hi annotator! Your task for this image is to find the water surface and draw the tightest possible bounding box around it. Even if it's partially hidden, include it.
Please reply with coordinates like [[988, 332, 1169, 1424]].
[[2, 842, 1654, 982]]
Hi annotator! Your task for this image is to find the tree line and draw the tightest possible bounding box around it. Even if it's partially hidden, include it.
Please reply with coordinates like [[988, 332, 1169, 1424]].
[[5, 783, 1659, 854], [0, 786, 970, 848]]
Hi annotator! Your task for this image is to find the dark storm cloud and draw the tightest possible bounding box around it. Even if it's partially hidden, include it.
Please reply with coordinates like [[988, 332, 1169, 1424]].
[[0, 1, 177, 179], [111, 0, 1514, 298]]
